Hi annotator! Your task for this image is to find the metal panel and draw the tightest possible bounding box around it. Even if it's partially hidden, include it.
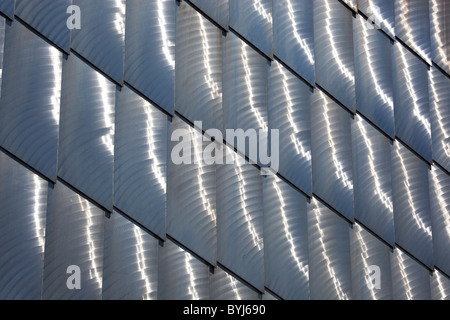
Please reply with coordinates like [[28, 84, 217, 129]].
[[272, 0, 315, 85], [429, 165, 450, 276], [391, 249, 432, 300], [189, 0, 229, 30], [42, 182, 104, 300], [216, 147, 264, 292], [229, 0, 273, 58], [342, 0, 357, 12], [358, 0, 395, 38], [430, 0, 450, 74], [175, 2, 223, 131], [395, 0, 431, 64], [125, 0, 175, 114], [431, 269, 450, 300], [268, 59, 312, 195], [0, 152, 47, 300], [0, 0, 14, 19], [392, 42, 432, 162], [429, 66, 450, 173], [313, 0, 356, 112], [114, 86, 167, 239], [167, 117, 216, 265], [102, 211, 158, 300], [0, 17, 5, 99], [158, 239, 210, 300], [0, 21, 62, 181], [15, 0, 71, 51], [352, 115, 395, 245], [391, 141, 433, 269], [353, 14, 395, 138], [210, 267, 260, 300], [71, 0, 125, 83], [58, 54, 115, 211], [308, 198, 353, 300], [311, 88, 354, 221], [350, 224, 393, 300], [263, 175, 309, 300]]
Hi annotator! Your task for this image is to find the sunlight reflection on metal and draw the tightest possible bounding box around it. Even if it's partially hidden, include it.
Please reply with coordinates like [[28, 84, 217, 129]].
[[96, 73, 115, 156], [253, 0, 272, 24], [113, 0, 126, 42], [185, 253, 200, 300], [158, 0, 175, 69], [133, 225, 153, 300], [430, 69, 450, 158], [431, 166, 450, 239], [47, 46, 62, 125], [286, 0, 313, 65], [396, 250, 414, 300], [354, 224, 377, 300], [32, 175, 45, 252], [226, 273, 242, 300]]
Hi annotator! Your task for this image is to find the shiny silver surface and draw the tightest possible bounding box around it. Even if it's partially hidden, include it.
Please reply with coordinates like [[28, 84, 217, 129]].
[[352, 115, 394, 245], [175, 2, 223, 131], [167, 117, 217, 265], [15, 0, 71, 51], [353, 14, 395, 138], [58, 54, 115, 211], [428, 165, 450, 276], [0, 152, 47, 300], [392, 41, 432, 162], [229, 0, 273, 58], [71, 0, 125, 84], [102, 211, 158, 300], [391, 141, 433, 269], [210, 267, 260, 300], [0, 17, 5, 100], [431, 269, 450, 300], [272, 0, 315, 85], [308, 197, 353, 300], [311, 88, 354, 221], [216, 147, 264, 292], [158, 239, 210, 300], [189, 0, 229, 30], [0, 0, 14, 19], [358, 0, 395, 38], [313, 0, 356, 112], [114, 86, 167, 239], [125, 0, 175, 114], [342, 0, 358, 11], [42, 182, 104, 300], [268, 59, 312, 195], [430, 0, 450, 74], [263, 175, 309, 300], [0, 21, 62, 181]]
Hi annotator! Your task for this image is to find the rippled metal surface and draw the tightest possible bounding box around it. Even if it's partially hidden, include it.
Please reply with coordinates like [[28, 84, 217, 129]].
[[102, 211, 158, 300], [430, 0, 450, 74], [229, 0, 272, 58], [431, 269, 450, 300], [216, 147, 264, 292], [210, 267, 260, 300], [358, 0, 395, 38], [71, 0, 125, 83], [342, 0, 357, 11], [391, 248, 431, 300], [429, 165, 450, 276], [352, 115, 394, 245], [391, 141, 433, 269], [175, 2, 223, 131], [263, 175, 309, 300], [313, 0, 356, 112], [15, 0, 71, 51], [189, 0, 229, 30], [308, 198, 353, 300], [158, 239, 210, 300], [58, 55, 115, 211], [353, 15, 395, 138], [268, 59, 312, 195], [0, 152, 47, 300], [42, 182, 104, 300], [125, 0, 175, 114], [0, 17, 5, 100], [311, 88, 354, 221], [0, 21, 62, 181], [0, 0, 14, 19], [393, 42, 432, 162], [429, 66, 450, 173], [167, 117, 217, 265], [273, 0, 315, 85]]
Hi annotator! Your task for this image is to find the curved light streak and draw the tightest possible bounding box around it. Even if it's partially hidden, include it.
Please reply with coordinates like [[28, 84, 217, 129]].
[[396, 250, 413, 300], [157, 0, 175, 70], [96, 73, 115, 156], [431, 0, 448, 68], [429, 69, 450, 157], [354, 224, 377, 300], [47, 46, 62, 125], [253, 0, 272, 24], [185, 253, 200, 300], [133, 225, 153, 300], [434, 271, 448, 300], [226, 273, 242, 300], [431, 166, 450, 239], [113, 0, 126, 42], [32, 175, 45, 252], [366, 2, 394, 35]]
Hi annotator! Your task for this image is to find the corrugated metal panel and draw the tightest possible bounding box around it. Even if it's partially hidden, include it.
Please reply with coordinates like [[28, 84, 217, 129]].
[[391, 141, 433, 269], [431, 269, 450, 300], [352, 115, 394, 245], [0, 0, 14, 19], [263, 175, 309, 300], [392, 41, 432, 162], [0, 152, 47, 300], [342, 0, 357, 12], [429, 0, 450, 74], [308, 198, 353, 300], [0, 17, 6, 99], [272, 0, 315, 85], [42, 182, 104, 300], [358, 0, 395, 38], [268, 59, 312, 195], [175, 2, 223, 131], [210, 267, 260, 300], [124, 0, 175, 114], [114, 85, 167, 239], [0, 21, 62, 181], [313, 0, 356, 112], [353, 14, 395, 138], [58, 54, 115, 211], [102, 211, 158, 300], [311, 88, 354, 221], [189, 0, 229, 30]]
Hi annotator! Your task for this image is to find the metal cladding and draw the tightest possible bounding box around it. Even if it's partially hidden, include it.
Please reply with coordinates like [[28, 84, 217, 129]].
[[0, 0, 448, 301]]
